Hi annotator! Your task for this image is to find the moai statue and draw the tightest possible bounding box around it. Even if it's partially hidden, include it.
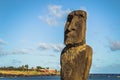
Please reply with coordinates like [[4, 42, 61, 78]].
[[61, 10, 92, 80]]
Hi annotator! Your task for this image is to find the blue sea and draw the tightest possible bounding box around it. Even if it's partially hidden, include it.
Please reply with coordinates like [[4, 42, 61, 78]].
[[0, 74, 120, 80]]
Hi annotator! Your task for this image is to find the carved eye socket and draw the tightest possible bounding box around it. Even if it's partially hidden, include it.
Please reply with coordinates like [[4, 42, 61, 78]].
[[67, 15, 73, 22], [78, 14, 84, 18]]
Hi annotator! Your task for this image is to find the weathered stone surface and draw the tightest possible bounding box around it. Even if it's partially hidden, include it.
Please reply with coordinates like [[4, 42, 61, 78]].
[[61, 10, 92, 80], [64, 10, 87, 45]]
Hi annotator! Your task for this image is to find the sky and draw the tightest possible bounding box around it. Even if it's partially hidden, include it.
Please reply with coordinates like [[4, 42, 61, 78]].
[[0, 0, 120, 74]]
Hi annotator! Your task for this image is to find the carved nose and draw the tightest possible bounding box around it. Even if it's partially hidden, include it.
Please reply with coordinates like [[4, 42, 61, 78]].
[[68, 23, 76, 31], [68, 24, 72, 31]]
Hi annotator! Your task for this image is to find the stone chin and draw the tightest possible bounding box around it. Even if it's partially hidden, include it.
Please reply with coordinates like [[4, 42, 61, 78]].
[[64, 38, 85, 45]]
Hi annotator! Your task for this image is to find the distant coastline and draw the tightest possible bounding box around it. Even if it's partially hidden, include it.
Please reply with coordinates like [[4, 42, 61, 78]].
[[0, 70, 60, 78], [0, 65, 120, 78], [0, 65, 60, 77], [0, 73, 120, 78]]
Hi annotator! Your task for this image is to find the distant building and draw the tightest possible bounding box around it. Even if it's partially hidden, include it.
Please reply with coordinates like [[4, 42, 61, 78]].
[[48, 69, 57, 73], [38, 69, 57, 73]]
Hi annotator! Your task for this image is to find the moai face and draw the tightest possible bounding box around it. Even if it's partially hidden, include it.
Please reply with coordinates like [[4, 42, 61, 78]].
[[64, 10, 87, 45]]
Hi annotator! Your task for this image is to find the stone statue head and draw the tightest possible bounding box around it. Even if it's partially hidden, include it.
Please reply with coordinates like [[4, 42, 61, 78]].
[[64, 10, 87, 45]]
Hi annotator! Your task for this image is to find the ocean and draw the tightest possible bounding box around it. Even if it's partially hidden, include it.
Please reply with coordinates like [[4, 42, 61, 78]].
[[0, 74, 120, 80]]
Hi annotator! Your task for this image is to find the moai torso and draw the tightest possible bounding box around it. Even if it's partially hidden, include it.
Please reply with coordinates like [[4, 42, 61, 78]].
[[61, 10, 92, 80]]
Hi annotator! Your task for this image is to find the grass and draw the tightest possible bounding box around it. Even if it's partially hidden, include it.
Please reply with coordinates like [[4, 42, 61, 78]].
[[0, 70, 46, 76]]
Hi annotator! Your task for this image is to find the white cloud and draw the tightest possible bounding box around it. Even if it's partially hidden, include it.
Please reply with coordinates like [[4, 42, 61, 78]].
[[38, 43, 51, 50], [46, 17, 57, 26], [0, 47, 36, 57], [38, 4, 71, 26], [38, 43, 65, 52], [38, 15, 57, 26], [51, 44, 65, 52], [0, 48, 33, 56], [48, 5, 63, 18], [0, 39, 6, 45], [109, 40, 120, 51], [12, 48, 33, 54], [48, 5, 71, 18]]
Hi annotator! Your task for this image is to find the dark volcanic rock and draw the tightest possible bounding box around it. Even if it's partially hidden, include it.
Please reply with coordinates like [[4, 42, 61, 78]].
[[61, 10, 92, 80]]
